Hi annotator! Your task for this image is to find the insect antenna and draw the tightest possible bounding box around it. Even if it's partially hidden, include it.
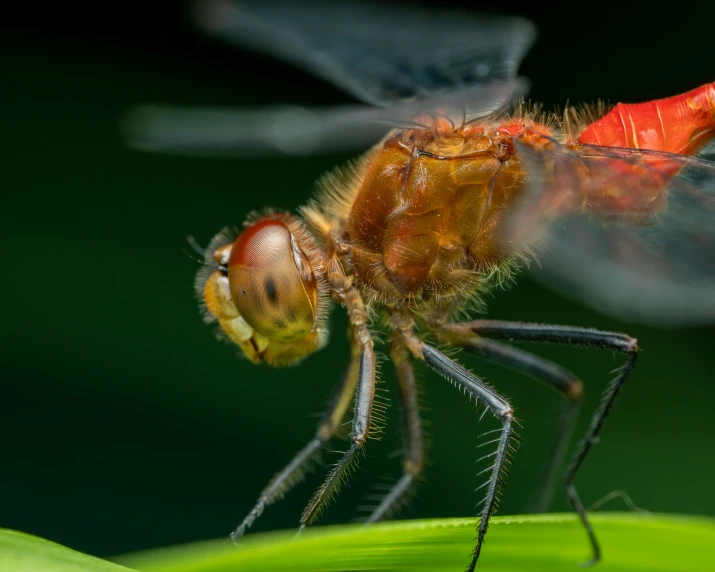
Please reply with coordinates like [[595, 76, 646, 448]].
[[186, 234, 207, 256], [181, 234, 220, 268], [181, 245, 216, 269], [183, 246, 219, 272]]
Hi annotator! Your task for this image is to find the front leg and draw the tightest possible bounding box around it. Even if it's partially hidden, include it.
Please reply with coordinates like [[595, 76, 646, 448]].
[[300, 285, 377, 529], [231, 338, 360, 540]]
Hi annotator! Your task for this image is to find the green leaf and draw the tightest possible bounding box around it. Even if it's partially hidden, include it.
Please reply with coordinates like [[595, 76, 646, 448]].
[[0, 528, 138, 572], [115, 513, 715, 572], [5, 514, 713, 572]]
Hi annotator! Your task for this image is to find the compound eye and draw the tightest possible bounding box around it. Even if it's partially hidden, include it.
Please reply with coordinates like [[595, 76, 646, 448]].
[[228, 219, 318, 342]]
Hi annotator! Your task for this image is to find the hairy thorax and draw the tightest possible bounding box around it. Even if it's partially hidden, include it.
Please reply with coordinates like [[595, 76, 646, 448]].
[[344, 124, 534, 303]]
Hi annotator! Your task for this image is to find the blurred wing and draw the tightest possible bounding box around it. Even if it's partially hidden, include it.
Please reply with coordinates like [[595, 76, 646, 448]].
[[121, 79, 528, 157], [122, 103, 387, 157], [699, 139, 715, 161], [507, 142, 715, 326], [120, 0, 534, 156], [194, 0, 536, 106]]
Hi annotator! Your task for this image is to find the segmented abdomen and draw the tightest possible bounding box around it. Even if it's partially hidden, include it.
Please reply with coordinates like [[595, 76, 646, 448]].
[[576, 82, 715, 156]]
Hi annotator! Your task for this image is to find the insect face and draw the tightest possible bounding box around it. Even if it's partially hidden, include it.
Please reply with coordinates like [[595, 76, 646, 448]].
[[199, 214, 329, 367]]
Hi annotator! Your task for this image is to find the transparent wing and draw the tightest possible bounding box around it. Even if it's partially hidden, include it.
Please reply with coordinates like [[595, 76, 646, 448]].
[[120, 0, 534, 157], [194, 0, 536, 106], [505, 141, 715, 325], [121, 79, 528, 156], [122, 103, 387, 157], [700, 139, 715, 161]]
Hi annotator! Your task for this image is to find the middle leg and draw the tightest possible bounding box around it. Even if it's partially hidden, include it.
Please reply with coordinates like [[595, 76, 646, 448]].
[[299, 285, 377, 530]]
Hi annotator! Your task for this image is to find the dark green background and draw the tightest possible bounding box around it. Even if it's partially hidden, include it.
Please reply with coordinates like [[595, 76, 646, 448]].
[[3, 0, 714, 562]]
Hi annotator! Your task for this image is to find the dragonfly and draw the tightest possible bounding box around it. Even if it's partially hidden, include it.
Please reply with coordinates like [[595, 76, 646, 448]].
[[123, 1, 715, 569]]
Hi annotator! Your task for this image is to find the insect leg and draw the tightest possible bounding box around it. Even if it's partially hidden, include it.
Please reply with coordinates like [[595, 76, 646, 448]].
[[413, 340, 513, 572], [366, 335, 424, 523], [440, 320, 638, 566], [231, 339, 361, 540], [300, 287, 376, 530], [436, 327, 583, 513]]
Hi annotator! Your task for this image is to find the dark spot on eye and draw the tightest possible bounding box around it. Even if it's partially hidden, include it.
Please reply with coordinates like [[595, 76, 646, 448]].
[[273, 319, 286, 329], [265, 277, 278, 304], [241, 289, 247, 295]]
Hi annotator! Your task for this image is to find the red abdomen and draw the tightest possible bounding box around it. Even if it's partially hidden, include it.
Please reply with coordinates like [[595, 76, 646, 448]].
[[576, 82, 715, 156]]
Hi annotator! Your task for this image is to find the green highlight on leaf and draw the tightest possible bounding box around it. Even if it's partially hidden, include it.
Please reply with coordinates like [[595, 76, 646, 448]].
[[4, 513, 715, 572], [115, 513, 715, 572]]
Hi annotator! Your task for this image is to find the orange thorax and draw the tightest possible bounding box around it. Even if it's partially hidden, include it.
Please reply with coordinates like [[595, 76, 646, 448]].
[[346, 129, 528, 297]]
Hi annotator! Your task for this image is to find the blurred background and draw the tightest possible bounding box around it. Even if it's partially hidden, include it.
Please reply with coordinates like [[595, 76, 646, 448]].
[[3, 0, 714, 562]]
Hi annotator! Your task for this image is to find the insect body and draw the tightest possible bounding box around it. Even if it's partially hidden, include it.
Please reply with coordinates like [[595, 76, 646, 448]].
[[195, 82, 715, 569], [127, 1, 715, 569]]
